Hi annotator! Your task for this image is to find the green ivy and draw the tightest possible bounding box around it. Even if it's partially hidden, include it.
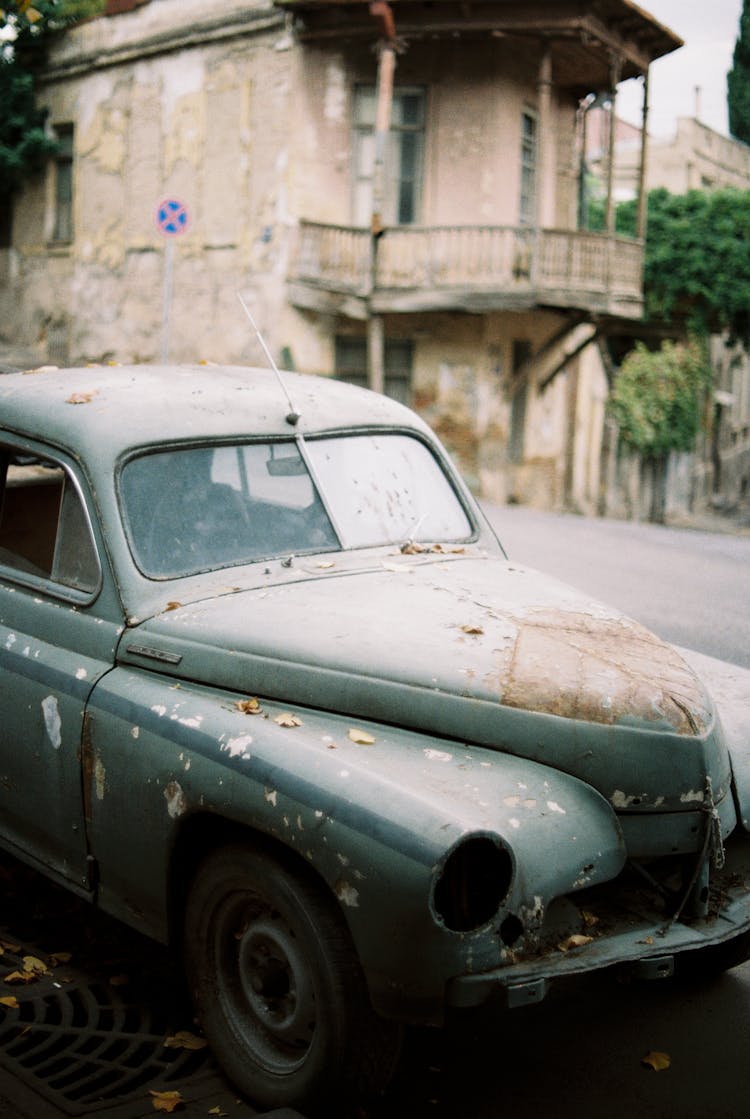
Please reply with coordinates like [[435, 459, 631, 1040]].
[[0, 0, 104, 195], [608, 338, 710, 459]]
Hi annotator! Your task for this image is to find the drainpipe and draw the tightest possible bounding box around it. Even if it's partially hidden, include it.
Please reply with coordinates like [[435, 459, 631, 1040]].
[[636, 67, 650, 241], [367, 0, 397, 395]]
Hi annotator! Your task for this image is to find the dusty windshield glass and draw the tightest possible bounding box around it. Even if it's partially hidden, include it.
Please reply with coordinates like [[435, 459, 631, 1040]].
[[120, 435, 471, 578]]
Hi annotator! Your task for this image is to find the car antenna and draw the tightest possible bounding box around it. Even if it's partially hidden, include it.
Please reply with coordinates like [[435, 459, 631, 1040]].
[[237, 292, 300, 426]]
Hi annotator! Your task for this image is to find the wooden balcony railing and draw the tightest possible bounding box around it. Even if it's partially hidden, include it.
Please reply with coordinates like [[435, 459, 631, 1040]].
[[289, 221, 644, 316]]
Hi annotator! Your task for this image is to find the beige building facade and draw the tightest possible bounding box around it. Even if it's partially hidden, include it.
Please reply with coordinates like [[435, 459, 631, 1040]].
[[0, 0, 681, 509]]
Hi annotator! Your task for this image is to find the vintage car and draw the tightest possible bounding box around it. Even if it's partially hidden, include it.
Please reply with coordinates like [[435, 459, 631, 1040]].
[[1, 364, 749, 1115]]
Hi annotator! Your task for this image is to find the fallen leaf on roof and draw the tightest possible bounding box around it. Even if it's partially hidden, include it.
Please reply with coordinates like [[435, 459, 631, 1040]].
[[0, 997, 19, 1009], [460, 624, 484, 635], [348, 728, 376, 745], [165, 602, 182, 612], [274, 712, 303, 728], [66, 391, 97, 405], [236, 697, 263, 715], [641, 1051, 671, 1072]]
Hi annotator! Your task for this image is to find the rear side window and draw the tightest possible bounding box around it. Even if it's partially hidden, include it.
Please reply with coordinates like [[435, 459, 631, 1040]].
[[0, 450, 100, 596]]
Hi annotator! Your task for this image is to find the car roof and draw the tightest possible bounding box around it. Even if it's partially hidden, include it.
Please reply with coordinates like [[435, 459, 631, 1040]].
[[0, 364, 426, 463]]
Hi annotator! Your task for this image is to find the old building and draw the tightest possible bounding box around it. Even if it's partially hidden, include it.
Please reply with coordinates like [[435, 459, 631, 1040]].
[[0, 0, 681, 508]]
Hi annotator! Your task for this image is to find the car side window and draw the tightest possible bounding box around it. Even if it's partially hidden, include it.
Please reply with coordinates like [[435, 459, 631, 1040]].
[[0, 450, 99, 595]]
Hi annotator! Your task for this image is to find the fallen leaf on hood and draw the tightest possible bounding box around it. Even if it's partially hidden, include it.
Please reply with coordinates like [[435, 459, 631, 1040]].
[[163, 1030, 208, 1051], [641, 1051, 671, 1072], [460, 624, 484, 635], [581, 910, 599, 928], [149, 1089, 184, 1113], [557, 934, 594, 953], [236, 697, 263, 715], [49, 951, 72, 966], [274, 712, 303, 728], [66, 391, 97, 405], [0, 941, 20, 953], [165, 601, 182, 612], [0, 996, 19, 1009], [316, 561, 336, 569], [348, 728, 376, 745], [208, 1109, 227, 1117], [401, 542, 425, 554]]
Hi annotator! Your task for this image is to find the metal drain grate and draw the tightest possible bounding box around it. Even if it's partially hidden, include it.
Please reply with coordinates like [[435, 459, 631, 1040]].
[[0, 930, 221, 1116]]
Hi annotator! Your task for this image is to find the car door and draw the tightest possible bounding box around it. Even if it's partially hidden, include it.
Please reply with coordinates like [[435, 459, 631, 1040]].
[[0, 440, 123, 892]]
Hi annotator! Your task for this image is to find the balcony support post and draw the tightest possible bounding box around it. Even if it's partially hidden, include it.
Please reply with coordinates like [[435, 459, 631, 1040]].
[[367, 313, 385, 395], [536, 46, 555, 229]]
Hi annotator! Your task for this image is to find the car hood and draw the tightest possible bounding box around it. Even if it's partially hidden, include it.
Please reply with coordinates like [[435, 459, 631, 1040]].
[[121, 554, 726, 812]]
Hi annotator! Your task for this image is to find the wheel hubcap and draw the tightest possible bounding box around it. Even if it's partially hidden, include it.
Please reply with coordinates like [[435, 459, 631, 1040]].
[[236, 916, 316, 1049]]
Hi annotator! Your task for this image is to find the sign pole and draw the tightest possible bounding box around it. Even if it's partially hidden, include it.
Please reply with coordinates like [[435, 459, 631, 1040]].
[[161, 237, 174, 364], [155, 198, 190, 365]]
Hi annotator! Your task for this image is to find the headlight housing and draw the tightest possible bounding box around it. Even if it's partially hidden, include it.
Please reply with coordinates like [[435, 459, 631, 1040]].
[[432, 834, 514, 932]]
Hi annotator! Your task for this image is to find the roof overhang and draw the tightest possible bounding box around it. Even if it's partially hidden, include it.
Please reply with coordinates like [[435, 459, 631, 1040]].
[[275, 0, 683, 89]]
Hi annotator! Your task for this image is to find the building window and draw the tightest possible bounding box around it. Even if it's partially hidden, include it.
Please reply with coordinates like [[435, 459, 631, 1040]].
[[335, 336, 413, 406], [53, 124, 74, 243], [519, 109, 538, 226], [352, 86, 425, 227], [0, 196, 11, 249], [508, 340, 531, 464]]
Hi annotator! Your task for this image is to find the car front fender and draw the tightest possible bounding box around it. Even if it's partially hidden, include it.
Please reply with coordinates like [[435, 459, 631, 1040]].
[[85, 667, 626, 1020]]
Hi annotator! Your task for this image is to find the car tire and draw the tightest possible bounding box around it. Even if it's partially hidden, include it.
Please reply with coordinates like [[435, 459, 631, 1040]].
[[184, 843, 402, 1114]]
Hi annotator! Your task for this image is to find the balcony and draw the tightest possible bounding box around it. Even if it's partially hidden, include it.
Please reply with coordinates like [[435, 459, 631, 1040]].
[[287, 222, 644, 320]]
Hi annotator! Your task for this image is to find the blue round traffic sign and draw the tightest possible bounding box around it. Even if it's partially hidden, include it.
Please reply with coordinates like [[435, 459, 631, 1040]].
[[156, 198, 189, 236]]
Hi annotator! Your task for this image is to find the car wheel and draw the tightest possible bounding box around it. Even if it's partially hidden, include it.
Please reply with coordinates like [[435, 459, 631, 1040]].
[[676, 929, 750, 980], [184, 843, 402, 1114]]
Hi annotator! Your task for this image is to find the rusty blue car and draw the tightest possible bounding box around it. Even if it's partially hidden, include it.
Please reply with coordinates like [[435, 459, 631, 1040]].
[[1, 364, 749, 1114]]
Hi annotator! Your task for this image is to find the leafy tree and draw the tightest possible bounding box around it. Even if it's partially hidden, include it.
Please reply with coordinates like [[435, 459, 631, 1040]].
[[591, 188, 750, 344], [728, 0, 750, 144], [0, 1, 103, 199], [608, 337, 711, 521]]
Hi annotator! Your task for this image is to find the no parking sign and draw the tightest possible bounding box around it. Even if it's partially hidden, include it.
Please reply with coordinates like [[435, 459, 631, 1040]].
[[156, 198, 189, 237]]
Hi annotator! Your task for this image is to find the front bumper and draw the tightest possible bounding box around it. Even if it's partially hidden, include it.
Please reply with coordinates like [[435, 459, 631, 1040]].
[[447, 829, 750, 1010]]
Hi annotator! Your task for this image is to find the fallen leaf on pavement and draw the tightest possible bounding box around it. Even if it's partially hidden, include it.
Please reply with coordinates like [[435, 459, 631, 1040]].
[[163, 1030, 208, 1051], [149, 1089, 184, 1112], [641, 1051, 671, 1071]]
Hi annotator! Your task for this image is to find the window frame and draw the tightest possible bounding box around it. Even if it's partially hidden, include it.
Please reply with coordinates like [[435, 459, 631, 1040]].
[[52, 123, 75, 244], [519, 107, 538, 227], [0, 439, 102, 604], [352, 85, 426, 227]]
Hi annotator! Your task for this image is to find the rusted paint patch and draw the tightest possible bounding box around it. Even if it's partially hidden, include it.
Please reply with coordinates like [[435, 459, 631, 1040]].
[[496, 609, 711, 735]]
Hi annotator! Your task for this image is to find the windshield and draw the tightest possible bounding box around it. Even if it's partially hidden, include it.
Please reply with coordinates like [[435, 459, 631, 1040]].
[[120, 433, 472, 578]]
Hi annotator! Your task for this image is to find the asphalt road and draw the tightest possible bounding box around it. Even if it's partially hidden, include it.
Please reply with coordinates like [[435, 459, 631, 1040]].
[[482, 503, 750, 669]]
